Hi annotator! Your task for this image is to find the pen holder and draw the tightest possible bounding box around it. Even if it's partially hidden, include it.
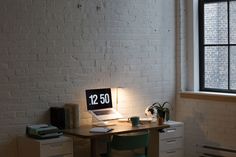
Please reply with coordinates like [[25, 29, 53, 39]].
[[158, 117, 164, 125]]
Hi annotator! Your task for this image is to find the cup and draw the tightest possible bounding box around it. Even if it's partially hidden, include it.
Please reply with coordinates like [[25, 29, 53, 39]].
[[129, 116, 140, 127]]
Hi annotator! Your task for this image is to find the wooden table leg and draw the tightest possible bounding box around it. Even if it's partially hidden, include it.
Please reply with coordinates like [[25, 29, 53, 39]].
[[90, 136, 110, 157], [91, 138, 96, 157], [148, 129, 159, 157]]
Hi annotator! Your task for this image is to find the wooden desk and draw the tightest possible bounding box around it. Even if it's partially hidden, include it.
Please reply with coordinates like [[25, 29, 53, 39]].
[[64, 121, 169, 157]]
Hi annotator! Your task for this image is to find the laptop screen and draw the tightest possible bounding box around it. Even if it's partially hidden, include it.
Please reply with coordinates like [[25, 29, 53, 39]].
[[86, 88, 113, 110]]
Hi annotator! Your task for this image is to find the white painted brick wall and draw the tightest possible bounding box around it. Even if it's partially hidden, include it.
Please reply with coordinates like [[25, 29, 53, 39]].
[[176, 0, 236, 157], [0, 0, 176, 156], [176, 98, 236, 157]]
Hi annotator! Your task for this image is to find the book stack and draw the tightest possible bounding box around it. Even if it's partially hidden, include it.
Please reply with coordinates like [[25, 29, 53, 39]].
[[50, 103, 80, 129], [64, 103, 80, 129]]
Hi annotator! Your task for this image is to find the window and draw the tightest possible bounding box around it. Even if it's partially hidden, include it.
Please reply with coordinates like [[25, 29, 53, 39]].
[[199, 0, 236, 93]]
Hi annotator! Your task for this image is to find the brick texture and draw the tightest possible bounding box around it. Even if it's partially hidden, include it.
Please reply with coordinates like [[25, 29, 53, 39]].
[[0, 0, 176, 156], [176, 98, 236, 157], [176, 0, 236, 157]]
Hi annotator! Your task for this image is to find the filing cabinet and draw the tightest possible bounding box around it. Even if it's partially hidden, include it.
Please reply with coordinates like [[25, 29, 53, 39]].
[[18, 136, 73, 157], [159, 121, 184, 157]]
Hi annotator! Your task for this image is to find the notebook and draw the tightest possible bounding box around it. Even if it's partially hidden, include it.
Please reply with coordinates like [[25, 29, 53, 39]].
[[86, 88, 123, 121], [89, 127, 113, 133]]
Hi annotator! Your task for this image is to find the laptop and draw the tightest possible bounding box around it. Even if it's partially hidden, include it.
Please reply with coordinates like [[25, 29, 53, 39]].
[[86, 88, 123, 121]]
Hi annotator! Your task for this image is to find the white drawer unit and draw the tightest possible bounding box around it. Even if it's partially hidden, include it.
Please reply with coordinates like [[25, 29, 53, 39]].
[[159, 149, 183, 157], [18, 136, 73, 157], [159, 121, 184, 157]]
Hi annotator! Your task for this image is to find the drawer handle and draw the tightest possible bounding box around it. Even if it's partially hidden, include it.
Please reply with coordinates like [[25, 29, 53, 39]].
[[167, 140, 177, 143], [49, 143, 63, 148], [166, 129, 176, 133], [166, 150, 176, 154]]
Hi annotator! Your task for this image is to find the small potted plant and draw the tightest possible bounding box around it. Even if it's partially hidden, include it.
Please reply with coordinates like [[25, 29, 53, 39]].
[[145, 101, 170, 124]]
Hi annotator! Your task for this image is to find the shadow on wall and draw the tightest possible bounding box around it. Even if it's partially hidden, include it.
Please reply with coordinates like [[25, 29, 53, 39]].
[[183, 110, 222, 157]]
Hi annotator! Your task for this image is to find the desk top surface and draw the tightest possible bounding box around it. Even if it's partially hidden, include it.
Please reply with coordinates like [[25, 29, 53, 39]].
[[63, 121, 169, 138]]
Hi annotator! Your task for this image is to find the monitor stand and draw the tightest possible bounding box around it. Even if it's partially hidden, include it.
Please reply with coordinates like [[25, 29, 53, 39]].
[[92, 117, 116, 127], [92, 121, 116, 127]]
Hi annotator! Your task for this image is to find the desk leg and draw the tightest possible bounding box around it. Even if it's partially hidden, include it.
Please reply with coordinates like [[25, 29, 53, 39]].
[[91, 138, 96, 157], [90, 136, 109, 157], [148, 129, 159, 157]]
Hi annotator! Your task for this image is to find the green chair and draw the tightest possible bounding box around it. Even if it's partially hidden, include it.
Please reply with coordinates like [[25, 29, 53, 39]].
[[101, 131, 149, 157]]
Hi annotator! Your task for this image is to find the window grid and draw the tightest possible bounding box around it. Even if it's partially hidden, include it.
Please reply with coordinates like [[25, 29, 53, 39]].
[[199, 0, 236, 93]]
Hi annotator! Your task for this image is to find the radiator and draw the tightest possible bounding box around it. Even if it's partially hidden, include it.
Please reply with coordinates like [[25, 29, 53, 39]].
[[197, 144, 236, 157]]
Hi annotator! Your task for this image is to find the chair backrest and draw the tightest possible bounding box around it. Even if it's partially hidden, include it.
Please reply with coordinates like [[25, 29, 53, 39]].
[[101, 131, 149, 157], [111, 131, 149, 151]]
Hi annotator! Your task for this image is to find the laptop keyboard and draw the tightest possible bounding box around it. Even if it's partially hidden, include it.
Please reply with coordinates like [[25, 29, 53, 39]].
[[93, 110, 115, 115]]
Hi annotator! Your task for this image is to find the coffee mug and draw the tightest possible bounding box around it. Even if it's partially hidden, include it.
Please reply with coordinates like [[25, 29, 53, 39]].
[[129, 116, 140, 126]]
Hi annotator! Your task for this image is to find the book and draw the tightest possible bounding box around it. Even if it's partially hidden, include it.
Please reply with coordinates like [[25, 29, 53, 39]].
[[50, 107, 66, 129], [64, 103, 80, 129], [89, 127, 113, 133], [64, 107, 70, 129], [64, 104, 74, 129], [72, 104, 80, 128]]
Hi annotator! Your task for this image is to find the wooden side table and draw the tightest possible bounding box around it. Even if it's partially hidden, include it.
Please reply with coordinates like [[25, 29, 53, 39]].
[[18, 136, 73, 157]]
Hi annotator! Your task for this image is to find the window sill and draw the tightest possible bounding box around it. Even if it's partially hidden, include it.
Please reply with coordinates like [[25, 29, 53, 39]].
[[179, 91, 236, 102]]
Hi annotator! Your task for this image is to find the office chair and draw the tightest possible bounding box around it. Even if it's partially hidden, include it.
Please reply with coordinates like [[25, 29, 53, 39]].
[[101, 131, 149, 157]]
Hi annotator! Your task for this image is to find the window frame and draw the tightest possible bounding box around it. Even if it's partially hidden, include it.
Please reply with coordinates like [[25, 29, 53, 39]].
[[199, 0, 236, 93]]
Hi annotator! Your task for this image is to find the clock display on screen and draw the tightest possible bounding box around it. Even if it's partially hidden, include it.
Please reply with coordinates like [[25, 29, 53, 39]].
[[86, 88, 113, 110]]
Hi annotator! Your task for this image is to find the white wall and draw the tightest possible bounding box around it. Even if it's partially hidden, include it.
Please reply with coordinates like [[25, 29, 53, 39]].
[[176, 97, 236, 157], [176, 0, 236, 157], [0, 0, 176, 156]]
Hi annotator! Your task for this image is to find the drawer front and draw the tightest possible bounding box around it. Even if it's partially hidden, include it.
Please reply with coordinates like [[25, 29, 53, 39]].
[[47, 154, 73, 157], [160, 138, 183, 151], [160, 149, 184, 157], [41, 141, 73, 157], [160, 125, 183, 139]]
